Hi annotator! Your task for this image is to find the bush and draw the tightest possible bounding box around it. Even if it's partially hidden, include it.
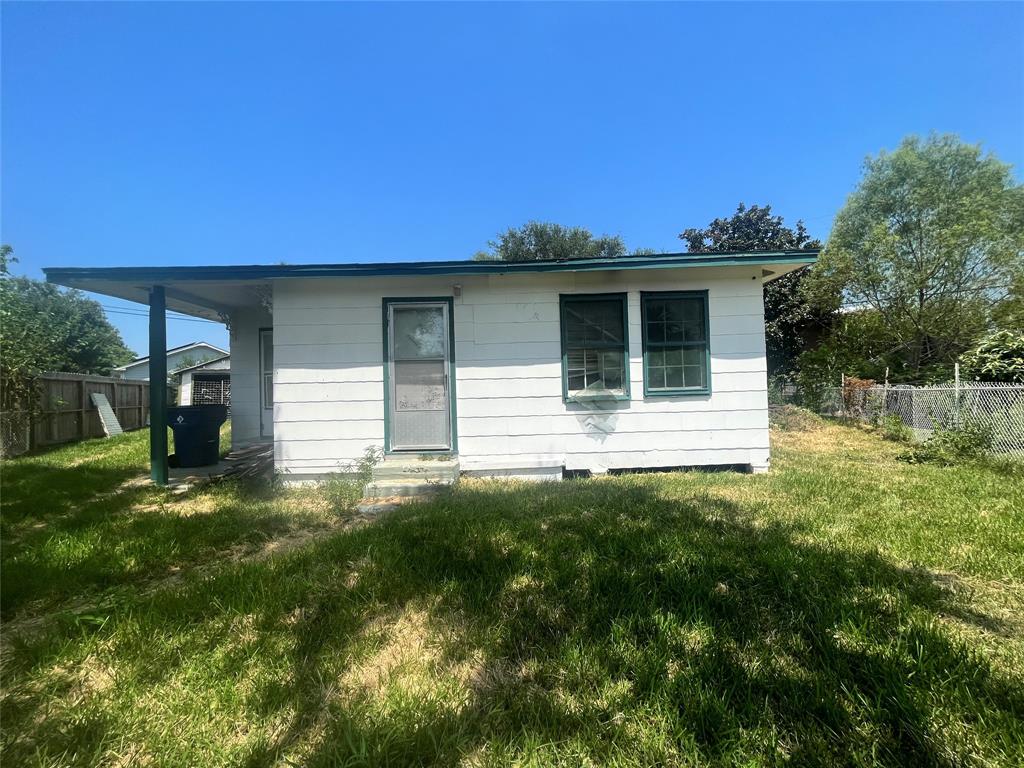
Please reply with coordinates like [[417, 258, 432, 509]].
[[900, 419, 993, 466], [320, 446, 383, 511], [880, 414, 913, 443], [770, 405, 824, 432], [960, 330, 1024, 383]]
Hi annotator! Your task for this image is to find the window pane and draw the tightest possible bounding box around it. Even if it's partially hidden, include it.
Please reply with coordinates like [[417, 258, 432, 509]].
[[566, 346, 625, 394], [393, 307, 446, 359], [647, 300, 667, 322], [682, 298, 706, 342], [665, 366, 684, 389], [261, 331, 273, 373], [684, 365, 706, 389], [646, 321, 665, 344], [683, 347, 704, 367], [565, 299, 623, 346], [263, 373, 273, 406]]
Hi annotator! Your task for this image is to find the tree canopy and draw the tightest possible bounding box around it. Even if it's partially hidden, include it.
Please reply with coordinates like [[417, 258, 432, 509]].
[[679, 203, 830, 376], [474, 221, 630, 262], [811, 134, 1024, 381], [0, 247, 135, 393]]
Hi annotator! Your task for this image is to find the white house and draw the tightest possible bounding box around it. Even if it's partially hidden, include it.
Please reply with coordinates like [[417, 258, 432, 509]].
[[45, 250, 817, 483], [115, 341, 227, 381], [176, 354, 230, 406]]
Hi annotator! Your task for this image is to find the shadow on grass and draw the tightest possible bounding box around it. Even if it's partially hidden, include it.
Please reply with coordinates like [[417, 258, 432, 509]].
[[3, 475, 1021, 765], [51, 478, 1012, 766], [0, 459, 294, 620]]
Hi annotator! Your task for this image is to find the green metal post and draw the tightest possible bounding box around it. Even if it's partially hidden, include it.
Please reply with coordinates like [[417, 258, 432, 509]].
[[149, 285, 168, 485]]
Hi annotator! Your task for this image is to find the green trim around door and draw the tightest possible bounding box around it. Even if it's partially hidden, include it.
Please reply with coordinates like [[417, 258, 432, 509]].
[[640, 290, 712, 398], [382, 297, 458, 455]]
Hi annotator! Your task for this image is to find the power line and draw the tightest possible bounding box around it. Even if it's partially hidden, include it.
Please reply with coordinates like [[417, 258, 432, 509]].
[[100, 306, 221, 324]]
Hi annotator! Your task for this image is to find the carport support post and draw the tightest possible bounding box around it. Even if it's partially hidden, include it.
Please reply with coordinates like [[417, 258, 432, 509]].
[[149, 285, 168, 485]]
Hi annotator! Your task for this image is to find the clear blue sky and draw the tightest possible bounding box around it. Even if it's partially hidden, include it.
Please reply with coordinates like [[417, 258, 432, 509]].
[[3, 2, 1022, 357]]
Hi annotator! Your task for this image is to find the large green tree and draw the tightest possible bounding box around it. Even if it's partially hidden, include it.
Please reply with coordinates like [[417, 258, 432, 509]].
[[0, 247, 135, 407], [474, 221, 630, 261], [679, 203, 831, 376], [813, 134, 1024, 381]]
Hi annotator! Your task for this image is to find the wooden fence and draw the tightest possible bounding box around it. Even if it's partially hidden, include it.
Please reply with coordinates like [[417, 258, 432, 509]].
[[1, 372, 171, 457]]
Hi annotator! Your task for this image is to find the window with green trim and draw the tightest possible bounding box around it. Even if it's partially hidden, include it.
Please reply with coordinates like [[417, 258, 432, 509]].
[[642, 292, 710, 395], [560, 294, 629, 400]]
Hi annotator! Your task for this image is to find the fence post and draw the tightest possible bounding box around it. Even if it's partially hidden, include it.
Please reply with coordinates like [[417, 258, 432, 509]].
[[79, 378, 88, 439], [954, 362, 961, 428]]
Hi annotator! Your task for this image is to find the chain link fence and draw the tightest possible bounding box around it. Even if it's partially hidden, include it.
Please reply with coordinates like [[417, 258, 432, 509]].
[[774, 382, 1024, 456]]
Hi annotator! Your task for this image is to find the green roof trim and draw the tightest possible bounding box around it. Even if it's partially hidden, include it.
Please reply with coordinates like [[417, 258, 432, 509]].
[[45, 250, 817, 285]]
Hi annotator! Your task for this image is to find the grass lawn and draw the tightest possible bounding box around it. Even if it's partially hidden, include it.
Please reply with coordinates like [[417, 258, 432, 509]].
[[1, 415, 1022, 766]]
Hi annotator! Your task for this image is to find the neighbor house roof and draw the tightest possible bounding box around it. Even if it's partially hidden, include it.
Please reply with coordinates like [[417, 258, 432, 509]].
[[115, 341, 229, 371], [173, 353, 230, 375]]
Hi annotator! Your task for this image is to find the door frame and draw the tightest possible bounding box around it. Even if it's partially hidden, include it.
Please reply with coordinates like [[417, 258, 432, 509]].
[[382, 297, 458, 455], [258, 327, 273, 438]]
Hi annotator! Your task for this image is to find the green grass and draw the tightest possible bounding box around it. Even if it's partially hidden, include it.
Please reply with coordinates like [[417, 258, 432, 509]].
[[1, 417, 1022, 766]]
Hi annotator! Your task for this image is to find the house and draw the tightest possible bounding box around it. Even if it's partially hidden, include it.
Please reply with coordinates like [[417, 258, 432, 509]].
[[114, 341, 228, 381], [45, 250, 818, 484], [176, 354, 231, 407]]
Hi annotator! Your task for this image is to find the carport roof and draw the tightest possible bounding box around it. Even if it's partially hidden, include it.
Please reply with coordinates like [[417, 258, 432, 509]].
[[44, 249, 818, 321]]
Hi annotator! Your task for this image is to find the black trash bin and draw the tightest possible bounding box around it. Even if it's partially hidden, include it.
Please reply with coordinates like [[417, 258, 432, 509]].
[[167, 405, 228, 468]]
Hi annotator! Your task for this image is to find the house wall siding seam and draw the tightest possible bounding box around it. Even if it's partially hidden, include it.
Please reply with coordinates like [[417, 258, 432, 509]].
[[270, 268, 769, 475]]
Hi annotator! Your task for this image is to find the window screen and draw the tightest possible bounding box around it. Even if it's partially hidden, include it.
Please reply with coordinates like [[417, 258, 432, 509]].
[[642, 292, 709, 394], [560, 295, 628, 399]]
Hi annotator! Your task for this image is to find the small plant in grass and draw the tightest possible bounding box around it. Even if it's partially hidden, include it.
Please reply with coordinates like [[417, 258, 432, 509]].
[[879, 414, 913, 443], [321, 446, 383, 510], [900, 418, 993, 466]]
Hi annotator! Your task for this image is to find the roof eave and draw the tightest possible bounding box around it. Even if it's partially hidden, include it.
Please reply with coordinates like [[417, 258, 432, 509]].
[[44, 250, 818, 285]]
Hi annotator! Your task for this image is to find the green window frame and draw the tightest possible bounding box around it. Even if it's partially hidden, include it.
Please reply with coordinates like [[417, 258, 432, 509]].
[[641, 290, 711, 397], [559, 293, 631, 402]]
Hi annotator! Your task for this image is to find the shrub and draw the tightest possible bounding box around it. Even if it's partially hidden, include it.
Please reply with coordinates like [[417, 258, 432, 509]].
[[960, 330, 1024, 383], [770, 405, 824, 432], [879, 414, 913, 443], [900, 419, 993, 466]]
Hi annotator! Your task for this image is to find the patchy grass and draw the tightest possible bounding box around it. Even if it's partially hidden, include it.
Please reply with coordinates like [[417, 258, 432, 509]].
[[1, 418, 1022, 766]]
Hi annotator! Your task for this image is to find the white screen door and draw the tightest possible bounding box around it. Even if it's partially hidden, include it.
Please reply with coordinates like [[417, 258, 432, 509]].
[[388, 302, 451, 451], [259, 328, 273, 438]]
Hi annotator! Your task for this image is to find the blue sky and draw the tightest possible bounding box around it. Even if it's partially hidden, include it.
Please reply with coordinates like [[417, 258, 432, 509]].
[[3, 2, 1022, 356]]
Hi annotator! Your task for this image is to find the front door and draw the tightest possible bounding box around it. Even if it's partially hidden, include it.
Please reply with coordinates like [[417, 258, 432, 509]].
[[386, 301, 452, 451], [259, 328, 273, 438]]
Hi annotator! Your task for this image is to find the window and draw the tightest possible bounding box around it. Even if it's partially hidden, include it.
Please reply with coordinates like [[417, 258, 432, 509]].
[[560, 294, 629, 400], [641, 291, 710, 395]]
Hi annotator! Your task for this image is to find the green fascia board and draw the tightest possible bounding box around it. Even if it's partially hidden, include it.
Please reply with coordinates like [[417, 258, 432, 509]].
[[44, 250, 817, 286]]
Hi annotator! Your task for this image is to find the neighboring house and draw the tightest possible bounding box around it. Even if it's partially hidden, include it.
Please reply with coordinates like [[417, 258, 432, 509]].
[[114, 341, 227, 381], [176, 354, 230, 406], [46, 250, 817, 481]]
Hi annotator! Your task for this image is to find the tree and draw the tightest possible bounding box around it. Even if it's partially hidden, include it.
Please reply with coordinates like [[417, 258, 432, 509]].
[[679, 203, 831, 376], [960, 330, 1024, 383], [812, 134, 1024, 381], [0, 247, 135, 388], [474, 221, 628, 262]]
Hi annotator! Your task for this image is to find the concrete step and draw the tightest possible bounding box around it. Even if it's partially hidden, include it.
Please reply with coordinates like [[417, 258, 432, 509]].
[[362, 478, 454, 498], [372, 458, 460, 482]]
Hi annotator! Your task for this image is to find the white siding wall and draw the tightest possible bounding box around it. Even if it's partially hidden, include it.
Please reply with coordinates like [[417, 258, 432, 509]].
[[230, 307, 272, 447], [179, 371, 193, 405], [272, 266, 770, 476]]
